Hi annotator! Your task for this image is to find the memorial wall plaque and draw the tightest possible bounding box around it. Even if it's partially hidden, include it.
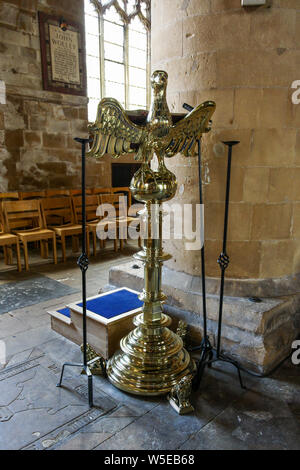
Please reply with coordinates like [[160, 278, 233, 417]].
[[38, 12, 86, 96]]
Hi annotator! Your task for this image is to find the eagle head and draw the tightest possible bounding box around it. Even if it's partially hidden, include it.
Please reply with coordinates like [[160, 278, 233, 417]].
[[151, 70, 168, 92]]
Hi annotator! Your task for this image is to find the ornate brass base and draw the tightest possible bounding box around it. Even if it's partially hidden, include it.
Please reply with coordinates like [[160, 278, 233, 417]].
[[107, 312, 193, 396]]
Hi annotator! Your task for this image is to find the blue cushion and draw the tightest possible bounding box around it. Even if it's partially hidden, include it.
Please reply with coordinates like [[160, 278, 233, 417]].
[[57, 307, 71, 318], [77, 288, 143, 319]]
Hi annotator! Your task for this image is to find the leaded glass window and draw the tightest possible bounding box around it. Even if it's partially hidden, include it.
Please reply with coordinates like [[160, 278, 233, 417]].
[[84, 0, 151, 121]]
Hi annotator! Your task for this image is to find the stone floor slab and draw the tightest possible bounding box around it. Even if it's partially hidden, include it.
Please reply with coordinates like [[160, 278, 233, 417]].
[[55, 431, 112, 450], [0, 353, 117, 450], [0, 247, 299, 450], [0, 275, 79, 315], [94, 362, 246, 451], [93, 375, 162, 417], [82, 407, 136, 435], [180, 400, 300, 450]]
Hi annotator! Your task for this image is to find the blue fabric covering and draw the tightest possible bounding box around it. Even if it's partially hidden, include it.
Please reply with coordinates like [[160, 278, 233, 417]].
[[77, 288, 143, 319], [57, 307, 71, 318]]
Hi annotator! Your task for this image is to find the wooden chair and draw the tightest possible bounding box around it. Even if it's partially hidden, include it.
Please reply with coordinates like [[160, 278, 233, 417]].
[[19, 191, 48, 252], [112, 186, 132, 208], [0, 193, 20, 263], [19, 190, 46, 200], [0, 203, 21, 272], [100, 193, 127, 218], [69, 188, 93, 197], [3, 199, 57, 271], [99, 194, 137, 251], [42, 197, 86, 262], [0, 192, 19, 201], [72, 195, 105, 256], [44, 190, 72, 226], [45, 189, 70, 197], [92, 187, 113, 196]]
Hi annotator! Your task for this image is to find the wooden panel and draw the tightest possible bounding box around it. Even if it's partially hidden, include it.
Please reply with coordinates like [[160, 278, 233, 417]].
[[92, 187, 113, 195], [19, 191, 46, 200], [0, 192, 19, 200], [45, 189, 70, 197], [72, 194, 100, 223], [42, 197, 74, 226], [3, 199, 44, 231]]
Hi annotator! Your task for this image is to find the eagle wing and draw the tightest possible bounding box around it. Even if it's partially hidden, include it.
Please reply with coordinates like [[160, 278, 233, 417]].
[[86, 98, 145, 158], [164, 101, 216, 157]]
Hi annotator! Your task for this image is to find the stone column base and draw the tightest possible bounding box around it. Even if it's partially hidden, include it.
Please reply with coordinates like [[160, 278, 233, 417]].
[[109, 261, 300, 374]]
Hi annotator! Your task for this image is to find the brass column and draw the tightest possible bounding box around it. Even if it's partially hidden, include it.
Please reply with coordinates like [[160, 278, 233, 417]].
[[107, 160, 193, 395]]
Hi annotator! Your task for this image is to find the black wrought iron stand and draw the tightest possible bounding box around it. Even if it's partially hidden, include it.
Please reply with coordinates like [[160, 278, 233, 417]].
[[190, 134, 298, 389], [193, 136, 245, 390], [191, 137, 215, 390], [183, 102, 247, 390], [210, 141, 246, 389], [56, 137, 103, 408]]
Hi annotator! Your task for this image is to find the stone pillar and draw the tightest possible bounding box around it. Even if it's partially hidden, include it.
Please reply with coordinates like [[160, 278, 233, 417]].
[[151, 0, 300, 295]]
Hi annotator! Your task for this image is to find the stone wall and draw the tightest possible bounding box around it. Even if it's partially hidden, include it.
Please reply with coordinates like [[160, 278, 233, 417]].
[[0, 0, 129, 191], [151, 0, 300, 285]]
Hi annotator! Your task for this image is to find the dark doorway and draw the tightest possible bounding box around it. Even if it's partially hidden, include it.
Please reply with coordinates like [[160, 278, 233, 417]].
[[111, 163, 141, 188]]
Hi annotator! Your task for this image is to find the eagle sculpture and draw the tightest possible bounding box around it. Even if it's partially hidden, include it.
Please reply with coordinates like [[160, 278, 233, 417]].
[[87, 70, 216, 165]]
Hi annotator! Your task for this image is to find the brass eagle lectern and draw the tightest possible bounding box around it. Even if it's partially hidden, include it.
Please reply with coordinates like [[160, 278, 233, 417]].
[[87, 70, 215, 400]]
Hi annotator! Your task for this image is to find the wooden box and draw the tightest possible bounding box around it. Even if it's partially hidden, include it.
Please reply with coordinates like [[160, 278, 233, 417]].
[[48, 287, 143, 359]]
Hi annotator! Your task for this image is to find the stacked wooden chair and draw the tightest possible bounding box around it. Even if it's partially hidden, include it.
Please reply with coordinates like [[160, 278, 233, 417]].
[[0, 186, 138, 271], [42, 196, 85, 262], [45, 189, 70, 197], [19, 190, 46, 200], [98, 194, 137, 251], [3, 199, 57, 271], [92, 187, 112, 196], [112, 186, 132, 208], [0, 193, 22, 269], [69, 188, 93, 197], [0, 202, 22, 272], [0, 192, 19, 201], [72, 194, 107, 256]]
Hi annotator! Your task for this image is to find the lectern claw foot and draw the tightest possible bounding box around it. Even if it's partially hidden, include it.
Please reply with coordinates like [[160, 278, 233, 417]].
[[80, 343, 106, 376], [168, 374, 194, 415]]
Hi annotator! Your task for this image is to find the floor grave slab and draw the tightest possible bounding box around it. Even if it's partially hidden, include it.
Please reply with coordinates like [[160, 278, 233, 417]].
[[0, 275, 79, 315], [0, 353, 117, 450]]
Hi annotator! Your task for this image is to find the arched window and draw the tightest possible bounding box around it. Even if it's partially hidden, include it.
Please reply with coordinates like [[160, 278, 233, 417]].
[[84, 0, 151, 122]]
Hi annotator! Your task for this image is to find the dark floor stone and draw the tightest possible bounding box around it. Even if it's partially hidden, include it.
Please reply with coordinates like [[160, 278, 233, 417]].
[[104, 404, 144, 418], [94, 362, 247, 451], [55, 431, 111, 450], [82, 412, 135, 435], [180, 400, 300, 450], [180, 364, 300, 450], [0, 354, 116, 450], [93, 375, 162, 417], [0, 275, 79, 314]]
